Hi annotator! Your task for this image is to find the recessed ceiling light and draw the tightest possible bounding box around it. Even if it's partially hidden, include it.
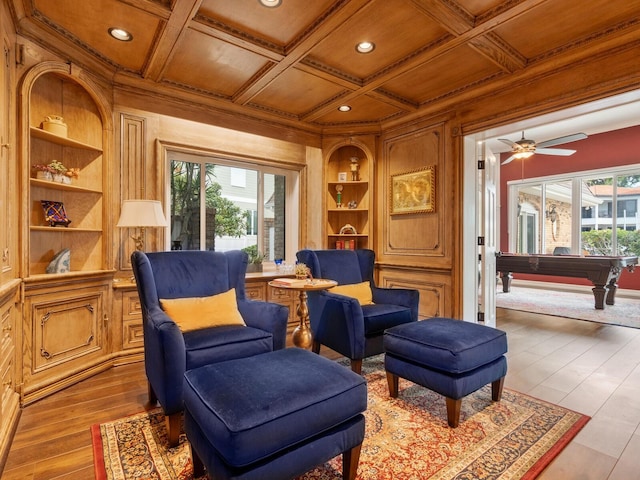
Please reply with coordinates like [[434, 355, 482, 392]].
[[108, 28, 133, 42], [356, 41, 375, 54], [258, 0, 282, 7], [338, 105, 351, 112]]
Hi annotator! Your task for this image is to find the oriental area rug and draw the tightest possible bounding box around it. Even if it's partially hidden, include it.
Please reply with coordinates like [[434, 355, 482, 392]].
[[496, 285, 640, 329], [92, 357, 589, 480]]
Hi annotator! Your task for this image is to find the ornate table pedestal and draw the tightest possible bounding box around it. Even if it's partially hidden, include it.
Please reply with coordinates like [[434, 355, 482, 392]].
[[269, 279, 337, 349]]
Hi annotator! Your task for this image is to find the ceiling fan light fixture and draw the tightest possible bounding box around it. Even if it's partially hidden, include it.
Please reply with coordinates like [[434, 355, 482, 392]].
[[108, 27, 133, 42], [513, 151, 534, 159], [258, 0, 282, 7], [356, 41, 375, 54], [338, 105, 351, 112]]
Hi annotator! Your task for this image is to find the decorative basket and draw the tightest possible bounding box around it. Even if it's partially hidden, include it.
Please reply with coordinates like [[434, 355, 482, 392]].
[[42, 115, 68, 137]]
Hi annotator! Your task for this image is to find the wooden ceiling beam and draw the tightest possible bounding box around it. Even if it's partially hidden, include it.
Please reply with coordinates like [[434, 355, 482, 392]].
[[142, 0, 203, 81], [189, 17, 285, 62], [302, 0, 550, 122], [118, 0, 171, 19], [411, 0, 527, 72], [469, 32, 527, 72], [409, 0, 474, 35], [366, 90, 419, 112], [231, 0, 375, 105]]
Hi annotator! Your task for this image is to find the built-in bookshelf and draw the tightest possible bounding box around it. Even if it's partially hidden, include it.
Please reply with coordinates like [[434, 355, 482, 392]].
[[325, 145, 371, 250]]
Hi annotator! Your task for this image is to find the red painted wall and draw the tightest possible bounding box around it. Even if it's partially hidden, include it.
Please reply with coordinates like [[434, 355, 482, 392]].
[[499, 125, 640, 290]]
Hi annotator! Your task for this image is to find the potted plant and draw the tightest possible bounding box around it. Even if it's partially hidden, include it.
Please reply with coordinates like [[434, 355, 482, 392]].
[[32, 163, 54, 181], [48, 160, 68, 183], [243, 245, 264, 273], [295, 262, 311, 280]]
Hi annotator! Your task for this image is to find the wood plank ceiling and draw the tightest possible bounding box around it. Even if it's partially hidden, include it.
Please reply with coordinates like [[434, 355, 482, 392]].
[[9, 0, 640, 135]]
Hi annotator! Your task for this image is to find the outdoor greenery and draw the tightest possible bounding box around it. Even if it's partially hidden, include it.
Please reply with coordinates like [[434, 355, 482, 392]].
[[170, 161, 246, 249], [582, 228, 640, 256], [581, 176, 640, 257], [242, 245, 264, 264], [587, 176, 640, 188]]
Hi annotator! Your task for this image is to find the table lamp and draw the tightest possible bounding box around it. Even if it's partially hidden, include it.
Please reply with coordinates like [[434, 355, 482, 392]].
[[116, 199, 168, 251]]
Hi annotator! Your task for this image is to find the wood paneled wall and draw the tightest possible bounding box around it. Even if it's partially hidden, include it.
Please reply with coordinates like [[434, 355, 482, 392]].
[[112, 103, 312, 278], [375, 117, 461, 319]]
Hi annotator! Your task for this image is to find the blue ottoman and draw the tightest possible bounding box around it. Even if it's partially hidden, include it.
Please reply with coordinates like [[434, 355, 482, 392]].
[[384, 317, 507, 427], [183, 348, 367, 480]]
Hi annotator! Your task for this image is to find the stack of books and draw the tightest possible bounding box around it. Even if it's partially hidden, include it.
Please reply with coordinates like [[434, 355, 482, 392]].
[[335, 239, 356, 250], [270, 278, 309, 287]]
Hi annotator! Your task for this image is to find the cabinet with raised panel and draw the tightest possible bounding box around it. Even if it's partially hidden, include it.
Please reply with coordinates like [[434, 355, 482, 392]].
[[0, 282, 20, 466]]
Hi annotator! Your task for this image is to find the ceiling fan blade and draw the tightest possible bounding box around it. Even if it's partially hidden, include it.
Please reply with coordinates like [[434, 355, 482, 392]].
[[501, 154, 516, 165], [498, 138, 517, 147], [536, 147, 576, 156], [537, 132, 587, 148]]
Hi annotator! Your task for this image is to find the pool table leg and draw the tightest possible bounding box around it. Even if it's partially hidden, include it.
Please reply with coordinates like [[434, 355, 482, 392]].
[[606, 276, 620, 306], [500, 272, 512, 293], [592, 284, 606, 309]]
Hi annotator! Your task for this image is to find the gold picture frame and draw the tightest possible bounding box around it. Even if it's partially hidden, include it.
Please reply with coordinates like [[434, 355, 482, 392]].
[[390, 166, 435, 215]]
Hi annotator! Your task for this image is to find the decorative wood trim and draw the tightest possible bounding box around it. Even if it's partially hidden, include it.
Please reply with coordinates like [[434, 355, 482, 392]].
[[119, 113, 147, 270]]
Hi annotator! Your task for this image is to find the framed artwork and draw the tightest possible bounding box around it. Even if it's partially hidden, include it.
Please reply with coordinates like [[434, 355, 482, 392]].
[[338, 172, 348, 182], [390, 166, 435, 215]]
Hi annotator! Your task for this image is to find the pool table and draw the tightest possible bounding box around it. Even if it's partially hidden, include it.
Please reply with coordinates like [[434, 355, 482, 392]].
[[496, 253, 638, 310]]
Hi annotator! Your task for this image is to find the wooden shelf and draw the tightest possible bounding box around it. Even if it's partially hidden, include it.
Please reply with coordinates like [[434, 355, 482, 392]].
[[30, 178, 101, 193], [328, 208, 368, 212], [327, 180, 368, 186], [30, 126, 102, 152], [23, 269, 116, 284], [30, 226, 102, 232], [327, 233, 368, 237]]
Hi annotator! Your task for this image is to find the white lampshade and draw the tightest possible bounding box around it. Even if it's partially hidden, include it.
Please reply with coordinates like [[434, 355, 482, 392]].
[[117, 200, 168, 228]]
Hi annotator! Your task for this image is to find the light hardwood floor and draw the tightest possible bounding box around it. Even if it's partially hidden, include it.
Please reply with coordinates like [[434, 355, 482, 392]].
[[2, 308, 640, 479]]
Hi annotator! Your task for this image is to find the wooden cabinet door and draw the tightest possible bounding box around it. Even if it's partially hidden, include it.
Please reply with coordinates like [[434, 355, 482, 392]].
[[22, 274, 112, 404]]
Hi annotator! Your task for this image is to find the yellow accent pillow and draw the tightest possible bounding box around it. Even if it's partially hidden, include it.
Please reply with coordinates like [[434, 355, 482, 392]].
[[330, 281, 374, 305], [160, 288, 246, 332]]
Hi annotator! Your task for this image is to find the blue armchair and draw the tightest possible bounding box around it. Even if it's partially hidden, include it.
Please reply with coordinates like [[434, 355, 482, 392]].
[[131, 250, 289, 447], [296, 249, 419, 374]]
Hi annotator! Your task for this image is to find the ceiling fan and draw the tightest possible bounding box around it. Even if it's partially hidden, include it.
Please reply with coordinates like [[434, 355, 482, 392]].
[[499, 131, 588, 165]]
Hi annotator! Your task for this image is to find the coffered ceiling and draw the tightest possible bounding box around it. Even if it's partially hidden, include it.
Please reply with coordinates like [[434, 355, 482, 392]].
[[9, 0, 640, 135]]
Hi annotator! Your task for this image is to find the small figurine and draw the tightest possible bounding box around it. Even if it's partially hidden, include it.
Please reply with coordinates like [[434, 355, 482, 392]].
[[347, 200, 357, 209], [336, 184, 343, 208], [350, 157, 360, 181]]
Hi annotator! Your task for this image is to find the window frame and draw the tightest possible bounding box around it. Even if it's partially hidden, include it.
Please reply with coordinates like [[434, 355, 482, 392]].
[[507, 163, 640, 255], [159, 141, 301, 263]]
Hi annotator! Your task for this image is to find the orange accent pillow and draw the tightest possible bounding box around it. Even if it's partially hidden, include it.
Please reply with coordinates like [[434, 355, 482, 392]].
[[160, 288, 246, 332], [330, 281, 374, 305]]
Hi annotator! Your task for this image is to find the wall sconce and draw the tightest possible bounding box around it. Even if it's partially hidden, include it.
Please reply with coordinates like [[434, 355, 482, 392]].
[[116, 200, 168, 251], [545, 204, 557, 223]]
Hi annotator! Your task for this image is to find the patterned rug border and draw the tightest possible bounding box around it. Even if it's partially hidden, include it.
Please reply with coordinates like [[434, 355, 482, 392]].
[[92, 368, 590, 480], [512, 395, 589, 480]]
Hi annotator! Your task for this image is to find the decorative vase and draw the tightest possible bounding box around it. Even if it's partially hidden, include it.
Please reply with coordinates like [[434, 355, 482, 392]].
[[61, 176, 72, 185], [53, 173, 65, 183], [36, 171, 53, 181]]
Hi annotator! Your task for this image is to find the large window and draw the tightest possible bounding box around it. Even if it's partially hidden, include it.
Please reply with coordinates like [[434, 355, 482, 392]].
[[167, 149, 299, 263], [508, 166, 640, 256]]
